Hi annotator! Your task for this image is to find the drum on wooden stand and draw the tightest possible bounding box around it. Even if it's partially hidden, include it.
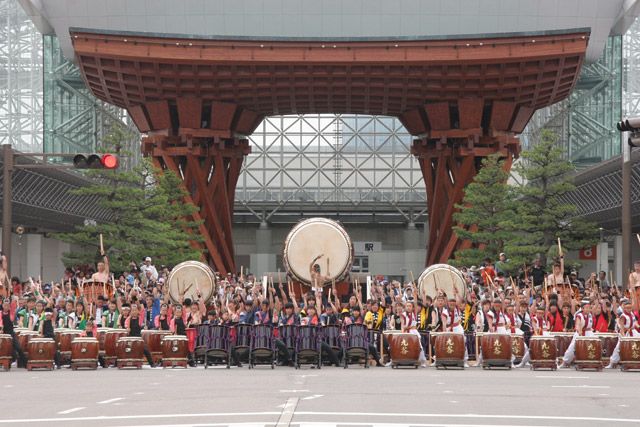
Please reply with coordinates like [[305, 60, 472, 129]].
[[95, 328, 110, 358], [384, 331, 420, 368], [17, 331, 39, 368], [417, 264, 467, 300], [71, 337, 99, 370], [104, 329, 127, 367], [596, 333, 618, 367], [0, 334, 12, 371], [142, 330, 172, 364], [511, 334, 525, 363], [529, 336, 557, 370], [431, 332, 465, 369], [116, 337, 144, 369], [551, 332, 574, 362], [283, 218, 354, 286], [619, 337, 640, 371], [481, 333, 512, 369], [78, 282, 114, 305], [167, 261, 216, 305], [162, 335, 189, 368], [54, 328, 68, 351], [59, 330, 83, 365], [26, 338, 55, 371], [574, 336, 603, 371]]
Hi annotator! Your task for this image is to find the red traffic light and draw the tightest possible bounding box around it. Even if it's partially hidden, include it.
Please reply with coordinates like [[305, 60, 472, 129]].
[[101, 154, 118, 169]]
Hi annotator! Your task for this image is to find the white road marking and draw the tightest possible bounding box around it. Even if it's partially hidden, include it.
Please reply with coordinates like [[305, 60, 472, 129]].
[[551, 385, 610, 389], [279, 389, 310, 393], [56, 407, 85, 415], [4, 385, 13, 388], [301, 395, 324, 400], [276, 397, 298, 427], [134, 392, 144, 395], [536, 375, 589, 379], [98, 397, 124, 404]]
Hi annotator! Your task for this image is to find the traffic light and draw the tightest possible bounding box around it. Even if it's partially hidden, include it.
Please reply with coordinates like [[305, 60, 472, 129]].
[[616, 118, 640, 147], [72, 153, 119, 169]]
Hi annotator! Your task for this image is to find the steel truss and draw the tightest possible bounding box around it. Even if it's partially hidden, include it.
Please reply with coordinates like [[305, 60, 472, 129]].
[[237, 115, 428, 225]]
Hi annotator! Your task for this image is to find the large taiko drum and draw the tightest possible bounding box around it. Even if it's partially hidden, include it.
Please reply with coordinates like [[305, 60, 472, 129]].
[[161, 335, 189, 368], [54, 328, 68, 351], [481, 333, 512, 368], [511, 334, 525, 362], [529, 336, 557, 370], [26, 338, 55, 370], [417, 264, 467, 300], [432, 332, 465, 368], [619, 337, 640, 370], [142, 330, 172, 363], [104, 329, 128, 362], [552, 332, 574, 360], [95, 328, 111, 356], [77, 282, 114, 304], [17, 330, 39, 356], [283, 218, 354, 285], [167, 261, 216, 304], [384, 331, 420, 368], [59, 330, 83, 360], [116, 337, 144, 369], [596, 333, 618, 366], [71, 337, 99, 370], [574, 336, 602, 370], [0, 334, 13, 370]]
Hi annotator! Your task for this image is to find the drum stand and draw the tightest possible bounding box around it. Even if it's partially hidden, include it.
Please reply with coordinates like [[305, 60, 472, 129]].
[[71, 359, 98, 370], [27, 360, 54, 371]]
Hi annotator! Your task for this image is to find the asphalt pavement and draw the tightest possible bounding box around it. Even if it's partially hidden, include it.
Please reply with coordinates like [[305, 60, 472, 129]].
[[0, 364, 637, 427]]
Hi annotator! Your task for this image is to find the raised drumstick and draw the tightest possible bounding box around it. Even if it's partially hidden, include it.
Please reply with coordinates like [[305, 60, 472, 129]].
[[100, 234, 104, 253]]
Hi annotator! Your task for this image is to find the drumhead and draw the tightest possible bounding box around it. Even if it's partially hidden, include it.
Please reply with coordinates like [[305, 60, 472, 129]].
[[417, 264, 467, 300], [283, 217, 354, 285], [167, 260, 216, 304]]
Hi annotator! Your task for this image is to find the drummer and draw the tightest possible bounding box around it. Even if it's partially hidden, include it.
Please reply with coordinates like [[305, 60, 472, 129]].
[[486, 299, 507, 333], [400, 301, 427, 367], [606, 300, 640, 368], [154, 303, 172, 331], [125, 303, 157, 368], [91, 250, 110, 283], [0, 297, 28, 367], [558, 300, 595, 368], [38, 307, 61, 369], [102, 298, 119, 328], [309, 254, 330, 289], [441, 285, 469, 367], [517, 305, 550, 368]]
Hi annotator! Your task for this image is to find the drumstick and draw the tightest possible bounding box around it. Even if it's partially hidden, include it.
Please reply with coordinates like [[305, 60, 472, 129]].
[[100, 234, 104, 253], [277, 268, 282, 286], [184, 283, 194, 294], [241, 266, 244, 279], [557, 237, 562, 255], [327, 258, 330, 276], [637, 234, 640, 246], [410, 271, 416, 288]]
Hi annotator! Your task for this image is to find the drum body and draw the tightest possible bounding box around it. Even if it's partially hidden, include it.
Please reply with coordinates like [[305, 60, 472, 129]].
[[417, 264, 467, 300], [95, 328, 111, 356], [167, 260, 216, 304], [481, 333, 512, 368], [54, 328, 68, 351], [59, 330, 84, 362], [432, 332, 465, 368], [71, 337, 99, 370], [79, 282, 113, 305], [282, 217, 354, 285], [529, 336, 557, 370], [17, 331, 39, 357], [116, 337, 144, 368], [511, 334, 525, 362], [619, 337, 640, 370], [26, 338, 55, 370], [296, 326, 321, 368], [386, 331, 420, 368], [142, 330, 171, 364], [104, 329, 127, 367], [0, 334, 12, 371], [161, 335, 189, 368], [574, 336, 603, 371], [551, 332, 574, 360], [596, 333, 618, 366]]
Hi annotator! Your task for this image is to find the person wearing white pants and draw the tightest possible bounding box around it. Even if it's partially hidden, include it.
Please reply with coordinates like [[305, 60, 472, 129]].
[[558, 301, 594, 368], [401, 301, 427, 367], [517, 305, 550, 367], [474, 299, 492, 366], [605, 301, 640, 368], [442, 295, 469, 368]]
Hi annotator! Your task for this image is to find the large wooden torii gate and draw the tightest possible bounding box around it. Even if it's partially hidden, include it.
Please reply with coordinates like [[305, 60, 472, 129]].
[[70, 28, 588, 273]]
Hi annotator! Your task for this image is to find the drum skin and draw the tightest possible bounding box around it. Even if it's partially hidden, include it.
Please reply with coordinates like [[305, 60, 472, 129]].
[[161, 336, 189, 360], [71, 338, 99, 361], [417, 264, 467, 300], [282, 217, 354, 285], [481, 333, 512, 361], [59, 331, 84, 355], [116, 337, 144, 361], [551, 332, 574, 358], [619, 337, 640, 364], [27, 338, 55, 362], [596, 333, 618, 362], [529, 336, 557, 363], [167, 261, 215, 304], [511, 334, 525, 360], [575, 337, 602, 364], [387, 332, 420, 363], [104, 329, 128, 358], [142, 330, 171, 355], [0, 334, 12, 359], [434, 333, 465, 361]]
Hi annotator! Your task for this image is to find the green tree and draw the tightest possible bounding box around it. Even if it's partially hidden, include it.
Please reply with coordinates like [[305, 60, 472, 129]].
[[449, 153, 518, 268], [505, 129, 598, 265], [55, 125, 204, 272]]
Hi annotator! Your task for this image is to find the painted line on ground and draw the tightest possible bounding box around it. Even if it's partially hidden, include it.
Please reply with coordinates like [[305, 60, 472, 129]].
[[551, 385, 610, 388], [276, 397, 298, 427], [536, 376, 589, 379], [0, 412, 280, 424], [98, 397, 124, 404], [56, 407, 85, 415]]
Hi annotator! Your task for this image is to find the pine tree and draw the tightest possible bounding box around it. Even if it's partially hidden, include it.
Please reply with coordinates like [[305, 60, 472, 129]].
[[54, 125, 204, 272], [449, 153, 518, 268], [505, 129, 598, 265]]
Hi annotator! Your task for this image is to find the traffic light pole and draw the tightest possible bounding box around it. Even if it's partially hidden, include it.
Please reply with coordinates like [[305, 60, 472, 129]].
[[622, 140, 631, 290]]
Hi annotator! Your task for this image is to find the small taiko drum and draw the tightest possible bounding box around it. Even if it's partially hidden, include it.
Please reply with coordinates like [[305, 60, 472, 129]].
[[432, 332, 465, 368], [596, 333, 618, 366], [116, 337, 144, 369], [142, 330, 171, 364], [59, 330, 83, 363], [71, 337, 99, 370], [17, 330, 39, 355], [104, 329, 128, 367], [574, 336, 602, 371], [54, 328, 68, 351], [95, 328, 111, 356], [552, 332, 574, 360], [26, 338, 55, 371], [529, 336, 557, 370], [618, 337, 640, 371], [481, 333, 512, 368], [384, 331, 420, 368], [0, 334, 12, 371], [511, 334, 525, 362], [161, 335, 189, 368]]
